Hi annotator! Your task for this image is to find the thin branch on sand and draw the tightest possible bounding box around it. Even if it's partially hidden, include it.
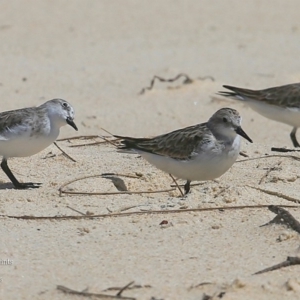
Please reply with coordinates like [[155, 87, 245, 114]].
[[62, 128, 119, 148], [271, 147, 300, 153], [255, 206, 300, 275], [261, 205, 300, 234], [57, 135, 100, 142], [66, 205, 86, 216], [253, 256, 300, 275], [237, 154, 300, 163], [169, 174, 184, 197], [139, 73, 214, 94], [247, 185, 300, 204], [59, 173, 175, 197], [69, 138, 118, 148], [53, 142, 76, 162], [258, 161, 282, 185], [2, 205, 298, 221], [57, 281, 136, 299]]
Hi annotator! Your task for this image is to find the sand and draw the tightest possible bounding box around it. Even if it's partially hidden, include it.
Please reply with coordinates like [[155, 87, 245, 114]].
[[1, 0, 300, 299]]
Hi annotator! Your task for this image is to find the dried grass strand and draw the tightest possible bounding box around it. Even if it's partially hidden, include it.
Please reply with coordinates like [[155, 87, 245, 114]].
[[53, 142, 76, 162], [247, 185, 300, 204], [59, 173, 175, 196], [2, 204, 298, 221]]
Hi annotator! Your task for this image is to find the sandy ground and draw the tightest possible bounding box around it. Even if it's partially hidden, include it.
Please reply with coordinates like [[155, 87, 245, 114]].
[[1, 0, 300, 299]]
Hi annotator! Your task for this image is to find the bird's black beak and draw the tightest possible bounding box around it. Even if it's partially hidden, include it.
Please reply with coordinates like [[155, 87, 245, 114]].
[[236, 127, 252, 143], [66, 117, 78, 131]]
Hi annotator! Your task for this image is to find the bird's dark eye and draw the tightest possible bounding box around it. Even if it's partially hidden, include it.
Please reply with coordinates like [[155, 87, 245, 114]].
[[62, 102, 68, 108], [223, 117, 228, 123]]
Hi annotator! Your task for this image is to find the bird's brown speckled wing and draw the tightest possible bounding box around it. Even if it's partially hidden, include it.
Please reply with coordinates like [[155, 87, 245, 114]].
[[219, 83, 300, 108], [0, 107, 36, 136], [114, 123, 212, 160]]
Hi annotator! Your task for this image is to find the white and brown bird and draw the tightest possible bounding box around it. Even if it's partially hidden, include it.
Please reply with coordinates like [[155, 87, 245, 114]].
[[219, 83, 300, 147], [114, 108, 252, 195], [0, 99, 78, 189]]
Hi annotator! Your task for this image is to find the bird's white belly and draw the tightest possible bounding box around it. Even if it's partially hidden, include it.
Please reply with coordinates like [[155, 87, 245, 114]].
[[247, 100, 300, 128], [140, 143, 240, 181], [0, 133, 58, 158]]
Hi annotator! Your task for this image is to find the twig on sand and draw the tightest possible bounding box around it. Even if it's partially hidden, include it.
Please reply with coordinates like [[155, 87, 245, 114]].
[[53, 142, 76, 162], [69, 138, 118, 148], [98, 136, 120, 147], [57, 281, 136, 299], [170, 182, 206, 188], [258, 161, 282, 185], [188, 282, 212, 290], [139, 73, 214, 94], [169, 174, 184, 197], [239, 151, 249, 157], [116, 281, 135, 297], [57, 135, 99, 142], [66, 205, 86, 216], [271, 147, 300, 153], [2, 204, 298, 221], [57, 128, 118, 148], [253, 256, 300, 275], [255, 206, 300, 275], [100, 127, 115, 136], [261, 205, 300, 234], [237, 154, 300, 163], [103, 284, 152, 292], [247, 185, 300, 204], [58, 173, 175, 197]]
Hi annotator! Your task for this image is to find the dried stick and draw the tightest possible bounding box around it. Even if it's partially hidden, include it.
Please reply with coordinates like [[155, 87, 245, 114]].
[[69, 139, 118, 148], [57, 128, 116, 148], [59, 173, 175, 196], [60, 188, 175, 197], [98, 136, 120, 147], [239, 151, 249, 157], [258, 161, 282, 185], [53, 142, 76, 162], [189, 282, 212, 290], [2, 204, 298, 221], [170, 182, 205, 188], [103, 284, 151, 292], [57, 284, 136, 299], [68, 127, 119, 147], [57, 135, 100, 142], [138, 73, 215, 95], [139, 73, 193, 94], [253, 256, 300, 275], [247, 185, 300, 204], [101, 127, 115, 136], [267, 205, 300, 234], [169, 174, 184, 197], [66, 205, 86, 216], [271, 147, 300, 153], [101, 172, 140, 179], [237, 154, 300, 163], [116, 281, 134, 297]]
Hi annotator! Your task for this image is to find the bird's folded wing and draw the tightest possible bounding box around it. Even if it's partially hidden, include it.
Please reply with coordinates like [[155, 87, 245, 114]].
[[115, 123, 211, 160]]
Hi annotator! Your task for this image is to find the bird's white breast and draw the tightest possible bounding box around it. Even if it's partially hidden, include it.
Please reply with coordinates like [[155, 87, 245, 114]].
[[140, 136, 241, 181], [246, 100, 300, 128], [0, 122, 59, 158]]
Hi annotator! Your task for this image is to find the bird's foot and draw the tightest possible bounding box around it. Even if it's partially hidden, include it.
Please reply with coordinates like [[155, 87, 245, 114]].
[[14, 182, 42, 189]]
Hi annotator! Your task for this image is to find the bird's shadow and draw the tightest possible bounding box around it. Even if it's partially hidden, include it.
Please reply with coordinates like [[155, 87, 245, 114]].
[[103, 176, 128, 192], [0, 182, 16, 190], [0, 182, 42, 190]]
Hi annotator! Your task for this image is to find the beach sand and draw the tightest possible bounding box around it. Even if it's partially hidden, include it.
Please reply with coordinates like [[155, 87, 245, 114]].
[[1, 1, 300, 299]]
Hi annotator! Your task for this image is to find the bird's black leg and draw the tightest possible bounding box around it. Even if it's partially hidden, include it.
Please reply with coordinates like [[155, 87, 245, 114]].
[[184, 180, 191, 195], [1, 158, 41, 189], [290, 127, 300, 148]]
